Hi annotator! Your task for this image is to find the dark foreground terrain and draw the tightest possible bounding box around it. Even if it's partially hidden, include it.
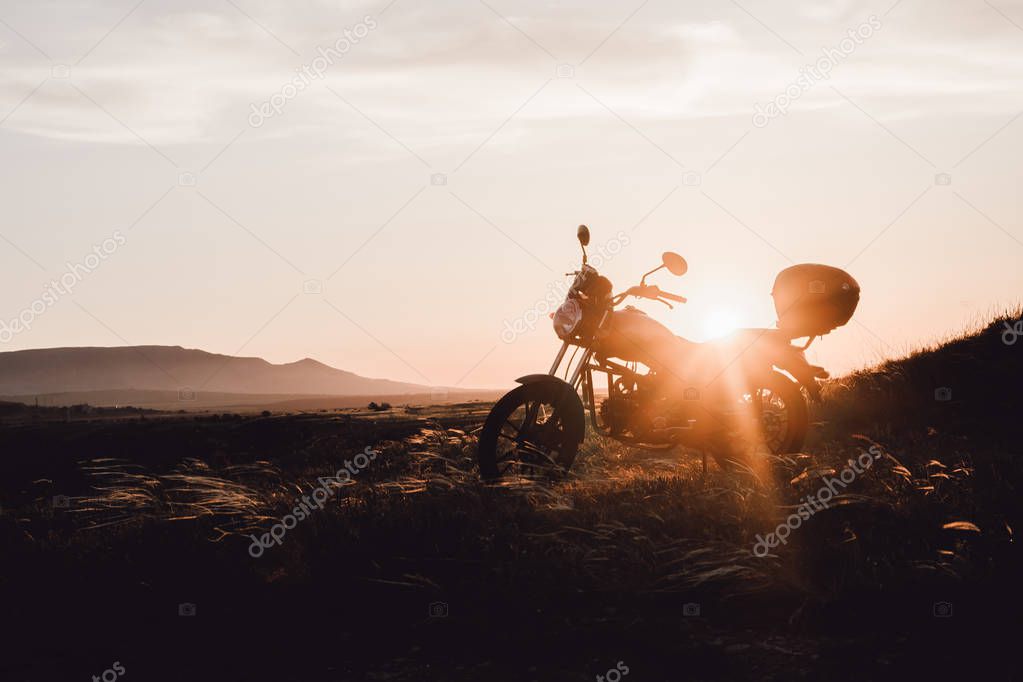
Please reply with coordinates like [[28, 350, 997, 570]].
[[2, 313, 1022, 681]]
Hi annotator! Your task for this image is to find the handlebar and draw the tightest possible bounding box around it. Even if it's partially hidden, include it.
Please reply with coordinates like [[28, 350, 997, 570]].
[[615, 284, 687, 306], [658, 289, 687, 303]]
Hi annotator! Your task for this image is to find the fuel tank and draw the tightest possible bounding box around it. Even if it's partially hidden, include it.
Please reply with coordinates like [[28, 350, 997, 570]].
[[593, 306, 688, 369], [595, 312, 815, 395]]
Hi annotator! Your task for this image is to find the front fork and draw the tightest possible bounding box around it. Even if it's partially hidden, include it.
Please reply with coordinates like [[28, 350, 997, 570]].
[[549, 309, 609, 383], [548, 340, 593, 390], [511, 340, 592, 441], [539, 339, 595, 432], [548, 340, 569, 375]]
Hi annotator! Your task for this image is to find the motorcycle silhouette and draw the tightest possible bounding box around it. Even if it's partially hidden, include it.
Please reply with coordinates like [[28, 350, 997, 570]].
[[477, 225, 859, 479]]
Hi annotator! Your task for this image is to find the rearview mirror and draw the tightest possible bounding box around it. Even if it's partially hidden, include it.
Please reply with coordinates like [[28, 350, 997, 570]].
[[662, 252, 687, 276], [577, 224, 590, 247]]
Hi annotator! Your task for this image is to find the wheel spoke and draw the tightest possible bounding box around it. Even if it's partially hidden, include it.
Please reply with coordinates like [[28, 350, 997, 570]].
[[481, 391, 576, 480], [495, 433, 518, 452], [759, 391, 790, 450]]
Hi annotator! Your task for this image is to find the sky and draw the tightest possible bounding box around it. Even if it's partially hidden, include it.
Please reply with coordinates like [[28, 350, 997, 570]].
[[1, 0, 1021, 389]]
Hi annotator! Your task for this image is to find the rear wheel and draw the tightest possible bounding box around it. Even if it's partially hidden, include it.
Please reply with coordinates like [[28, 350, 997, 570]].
[[750, 372, 807, 454], [478, 382, 585, 480], [714, 372, 808, 471]]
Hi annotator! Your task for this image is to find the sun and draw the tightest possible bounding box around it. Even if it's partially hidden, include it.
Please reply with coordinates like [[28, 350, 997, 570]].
[[702, 308, 741, 339]]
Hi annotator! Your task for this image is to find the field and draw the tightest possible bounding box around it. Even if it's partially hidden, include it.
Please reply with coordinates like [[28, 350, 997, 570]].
[[2, 313, 1021, 681]]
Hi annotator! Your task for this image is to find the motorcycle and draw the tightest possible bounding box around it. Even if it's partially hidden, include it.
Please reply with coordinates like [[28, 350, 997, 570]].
[[477, 224, 860, 479]]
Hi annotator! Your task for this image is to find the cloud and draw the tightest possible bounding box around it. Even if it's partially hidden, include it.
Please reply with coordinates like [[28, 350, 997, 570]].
[[0, 0, 1020, 150]]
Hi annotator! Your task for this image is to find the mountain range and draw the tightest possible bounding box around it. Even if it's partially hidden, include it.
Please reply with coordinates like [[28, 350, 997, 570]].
[[0, 346, 484, 409]]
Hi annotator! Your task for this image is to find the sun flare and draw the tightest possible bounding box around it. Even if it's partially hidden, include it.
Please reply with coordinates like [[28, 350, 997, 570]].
[[702, 308, 741, 340]]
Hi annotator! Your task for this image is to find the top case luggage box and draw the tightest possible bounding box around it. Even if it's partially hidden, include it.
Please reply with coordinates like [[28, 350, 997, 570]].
[[772, 264, 860, 338]]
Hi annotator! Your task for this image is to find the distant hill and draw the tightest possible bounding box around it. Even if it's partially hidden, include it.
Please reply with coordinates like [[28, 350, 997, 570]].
[[0, 345, 449, 399]]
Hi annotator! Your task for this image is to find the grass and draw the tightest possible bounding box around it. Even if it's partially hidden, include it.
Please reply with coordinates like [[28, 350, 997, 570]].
[[2, 313, 1022, 680]]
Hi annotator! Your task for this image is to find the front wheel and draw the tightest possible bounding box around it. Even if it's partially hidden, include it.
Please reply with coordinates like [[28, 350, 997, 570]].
[[477, 382, 585, 480]]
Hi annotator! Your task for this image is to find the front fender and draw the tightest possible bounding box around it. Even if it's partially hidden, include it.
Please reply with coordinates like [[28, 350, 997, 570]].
[[514, 375, 586, 435], [516, 373, 569, 387]]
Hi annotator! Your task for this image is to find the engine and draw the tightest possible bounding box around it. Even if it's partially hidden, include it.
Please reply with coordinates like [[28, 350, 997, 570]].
[[599, 394, 640, 436], [599, 375, 697, 440], [599, 377, 661, 438]]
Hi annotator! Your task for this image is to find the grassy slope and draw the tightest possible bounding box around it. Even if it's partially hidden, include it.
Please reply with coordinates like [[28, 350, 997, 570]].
[[818, 307, 1023, 437], [2, 313, 1022, 680]]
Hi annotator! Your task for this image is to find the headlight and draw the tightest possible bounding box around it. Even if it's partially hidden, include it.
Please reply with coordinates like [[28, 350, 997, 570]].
[[553, 299, 583, 338]]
